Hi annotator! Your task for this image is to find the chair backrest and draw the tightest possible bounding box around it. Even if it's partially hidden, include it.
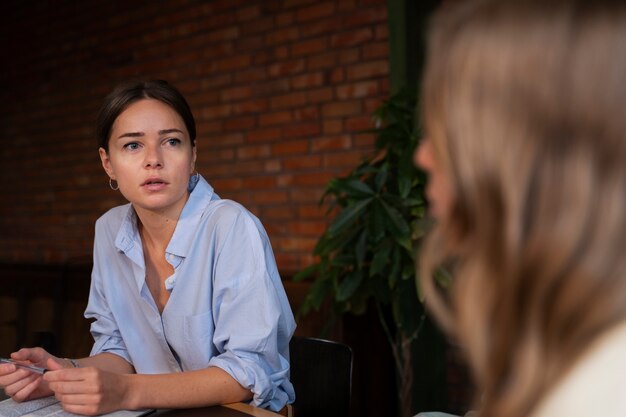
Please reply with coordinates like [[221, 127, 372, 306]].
[[289, 336, 353, 417]]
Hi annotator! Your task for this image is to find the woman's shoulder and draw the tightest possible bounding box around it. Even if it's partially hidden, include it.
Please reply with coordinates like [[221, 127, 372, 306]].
[[531, 321, 626, 417]]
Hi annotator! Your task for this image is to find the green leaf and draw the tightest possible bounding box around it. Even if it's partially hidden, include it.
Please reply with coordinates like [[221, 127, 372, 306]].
[[293, 264, 318, 282], [339, 179, 375, 197], [337, 270, 364, 301], [355, 229, 368, 266], [327, 197, 373, 236], [370, 243, 391, 276]]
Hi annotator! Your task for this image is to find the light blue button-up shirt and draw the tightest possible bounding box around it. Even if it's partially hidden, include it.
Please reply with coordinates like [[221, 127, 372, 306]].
[[84, 175, 296, 411]]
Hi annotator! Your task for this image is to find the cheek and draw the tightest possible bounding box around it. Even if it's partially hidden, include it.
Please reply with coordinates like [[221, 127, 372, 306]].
[[415, 141, 453, 218]]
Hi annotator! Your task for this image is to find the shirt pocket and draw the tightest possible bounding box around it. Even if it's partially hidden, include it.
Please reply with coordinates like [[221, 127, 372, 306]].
[[183, 311, 215, 370]]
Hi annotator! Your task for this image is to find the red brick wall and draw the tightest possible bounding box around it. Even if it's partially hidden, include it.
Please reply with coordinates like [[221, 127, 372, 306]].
[[0, 0, 389, 274]]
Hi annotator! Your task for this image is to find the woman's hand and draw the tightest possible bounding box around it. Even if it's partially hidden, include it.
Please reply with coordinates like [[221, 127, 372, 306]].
[[0, 347, 62, 401], [44, 362, 131, 416]]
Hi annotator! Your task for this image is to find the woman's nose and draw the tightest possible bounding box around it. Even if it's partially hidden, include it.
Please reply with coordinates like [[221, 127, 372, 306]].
[[415, 139, 433, 172], [144, 145, 163, 168]]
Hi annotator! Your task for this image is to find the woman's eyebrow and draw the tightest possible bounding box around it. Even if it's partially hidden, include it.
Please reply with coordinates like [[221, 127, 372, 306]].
[[158, 128, 184, 135], [117, 132, 144, 139], [116, 128, 184, 139]]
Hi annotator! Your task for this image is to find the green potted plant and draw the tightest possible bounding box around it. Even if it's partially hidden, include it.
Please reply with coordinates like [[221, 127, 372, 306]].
[[295, 88, 442, 417]]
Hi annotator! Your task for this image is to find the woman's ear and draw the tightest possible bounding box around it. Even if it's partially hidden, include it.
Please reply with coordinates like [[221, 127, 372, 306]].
[[190, 146, 197, 173], [99, 147, 115, 179]]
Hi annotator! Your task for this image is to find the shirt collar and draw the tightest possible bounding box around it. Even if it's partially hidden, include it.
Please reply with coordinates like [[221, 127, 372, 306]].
[[166, 175, 216, 258], [114, 175, 217, 262]]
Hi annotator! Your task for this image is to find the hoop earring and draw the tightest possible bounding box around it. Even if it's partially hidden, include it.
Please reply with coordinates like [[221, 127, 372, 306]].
[[109, 178, 119, 191], [192, 171, 199, 181]]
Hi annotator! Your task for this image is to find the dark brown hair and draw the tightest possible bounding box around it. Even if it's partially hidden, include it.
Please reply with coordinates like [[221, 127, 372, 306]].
[[96, 79, 196, 152]]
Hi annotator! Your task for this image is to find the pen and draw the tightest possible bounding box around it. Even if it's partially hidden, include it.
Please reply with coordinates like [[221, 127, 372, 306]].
[[0, 358, 47, 374]]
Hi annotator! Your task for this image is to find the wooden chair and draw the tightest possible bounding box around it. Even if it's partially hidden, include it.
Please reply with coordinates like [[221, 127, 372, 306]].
[[289, 336, 353, 417]]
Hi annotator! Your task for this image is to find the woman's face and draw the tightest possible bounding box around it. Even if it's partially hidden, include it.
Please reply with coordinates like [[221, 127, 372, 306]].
[[99, 99, 197, 217], [415, 139, 452, 220]]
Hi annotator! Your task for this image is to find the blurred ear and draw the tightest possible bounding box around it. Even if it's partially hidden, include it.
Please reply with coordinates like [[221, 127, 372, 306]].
[[190, 146, 197, 173], [99, 147, 115, 179]]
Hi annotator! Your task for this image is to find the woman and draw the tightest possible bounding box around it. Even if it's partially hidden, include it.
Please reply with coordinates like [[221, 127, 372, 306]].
[[416, 1, 626, 417], [0, 80, 296, 415]]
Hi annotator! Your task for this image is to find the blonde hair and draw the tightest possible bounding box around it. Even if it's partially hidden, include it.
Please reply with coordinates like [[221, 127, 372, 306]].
[[419, 1, 626, 416]]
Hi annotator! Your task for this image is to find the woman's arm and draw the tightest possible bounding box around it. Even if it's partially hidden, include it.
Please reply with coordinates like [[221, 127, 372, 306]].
[[43, 365, 251, 416], [70, 352, 134, 374]]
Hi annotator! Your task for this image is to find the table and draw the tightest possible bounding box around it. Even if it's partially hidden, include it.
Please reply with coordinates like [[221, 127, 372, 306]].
[[155, 403, 282, 417]]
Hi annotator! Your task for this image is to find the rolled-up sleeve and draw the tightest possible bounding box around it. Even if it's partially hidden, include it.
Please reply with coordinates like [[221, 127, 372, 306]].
[[207, 208, 295, 410]]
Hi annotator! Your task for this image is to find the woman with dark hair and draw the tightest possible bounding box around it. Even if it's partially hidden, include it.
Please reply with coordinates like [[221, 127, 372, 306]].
[[416, 0, 626, 416], [0, 80, 295, 415]]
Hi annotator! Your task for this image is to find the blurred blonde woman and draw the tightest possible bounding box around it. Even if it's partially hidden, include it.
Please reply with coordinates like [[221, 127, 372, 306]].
[[416, 1, 626, 417]]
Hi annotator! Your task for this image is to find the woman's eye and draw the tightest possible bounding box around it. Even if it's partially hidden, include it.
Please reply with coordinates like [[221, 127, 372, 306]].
[[124, 142, 140, 151], [166, 138, 181, 146]]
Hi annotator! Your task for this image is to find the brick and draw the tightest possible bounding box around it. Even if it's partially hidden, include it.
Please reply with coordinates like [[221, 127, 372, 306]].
[[339, 48, 360, 65], [282, 154, 322, 171], [375, 22, 389, 40], [288, 220, 327, 236], [247, 127, 282, 142], [346, 115, 374, 132], [223, 116, 257, 131], [265, 27, 300, 45], [282, 122, 321, 138], [265, 159, 283, 172], [211, 178, 244, 191], [296, 3, 336, 22], [311, 135, 352, 152], [324, 150, 369, 169], [291, 38, 328, 57], [270, 92, 308, 109], [237, 144, 272, 160], [292, 171, 335, 186], [208, 133, 245, 147], [289, 188, 325, 203], [237, 5, 261, 21], [238, 36, 265, 52], [298, 204, 327, 219], [307, 51, 338, 70], [353, 133, 378, 149], [275, 11, 295, 27], [323, 119, 343, 134], [322, 100, 362, 118], [343, 6, 387, 27], [268, 59, 305, 77], [293, 106, 319, 121], [329, 68, 345, 83], [240, 16, 274, 35], [271, 139, 310, 155], [199, 148, 235, 162], [208, 26, 239, 42], [290, 72, 325, 90], [307, 87, 333, 104], [362, 40, 389, 60], [243, 176, 278, 189], [299, 16, 342, 37], [330, 28, 374, 48], [346, 60, 389, 81], [201, 104, 233, 119], [259, 110, 293, 126], [233, 98, 270, 115], [220, 86, 253, 102], [252, 190, 290, 204], [216, 54, 252, 71], [260, 205, 296, 220], [336, 80, 380, 99]]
